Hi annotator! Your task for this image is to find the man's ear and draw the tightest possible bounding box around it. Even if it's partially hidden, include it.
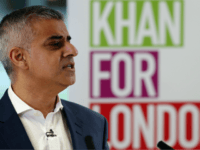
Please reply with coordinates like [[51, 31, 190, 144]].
[[9, 47, 29, 70]]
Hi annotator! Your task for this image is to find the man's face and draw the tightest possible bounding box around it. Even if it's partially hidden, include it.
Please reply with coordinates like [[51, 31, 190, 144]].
[[26, 19, 78, 88]]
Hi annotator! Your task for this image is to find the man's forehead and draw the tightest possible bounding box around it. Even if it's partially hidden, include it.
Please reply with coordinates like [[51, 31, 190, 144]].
[[32, 19, 69, 37]]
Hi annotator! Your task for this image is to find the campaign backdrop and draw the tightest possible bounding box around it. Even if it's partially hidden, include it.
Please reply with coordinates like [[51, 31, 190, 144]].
[[68, 0, 200, 149]]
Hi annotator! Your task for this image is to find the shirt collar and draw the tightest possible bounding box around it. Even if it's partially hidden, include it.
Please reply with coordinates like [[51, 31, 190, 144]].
[[8, 85, 63, 115]]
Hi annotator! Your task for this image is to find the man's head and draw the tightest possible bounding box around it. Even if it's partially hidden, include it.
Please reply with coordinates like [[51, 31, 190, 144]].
[[0, 6, 78, 89]]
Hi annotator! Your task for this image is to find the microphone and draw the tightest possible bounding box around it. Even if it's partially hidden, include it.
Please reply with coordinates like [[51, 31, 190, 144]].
[[85, 136, 95, 150], [46, 129, 57, 137], [157, 141, 174, 150]]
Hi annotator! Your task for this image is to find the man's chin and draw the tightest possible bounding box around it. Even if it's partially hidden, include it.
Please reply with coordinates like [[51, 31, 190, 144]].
[[65, 77, 76, 86], [58, 75, 76, 87], [69, 79, 76, 85]]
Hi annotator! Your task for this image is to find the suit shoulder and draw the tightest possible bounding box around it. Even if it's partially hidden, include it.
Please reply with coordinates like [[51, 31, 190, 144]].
[[61, 99, 105, 122]]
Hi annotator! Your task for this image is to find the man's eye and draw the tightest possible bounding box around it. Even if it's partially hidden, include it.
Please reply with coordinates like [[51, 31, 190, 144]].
[[50, 42, 63, 48], [48, 42, 64, 50], [51, 42, 60, 46]]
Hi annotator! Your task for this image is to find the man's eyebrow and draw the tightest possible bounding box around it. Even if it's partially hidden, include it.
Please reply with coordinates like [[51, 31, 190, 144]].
[[45, 35, 63, 41], [44, 35, 71, 43], [67, 35, 71, 41]]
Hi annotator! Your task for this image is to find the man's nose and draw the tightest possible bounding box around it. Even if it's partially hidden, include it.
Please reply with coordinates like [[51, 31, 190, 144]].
[[63, 43, 78, 57]]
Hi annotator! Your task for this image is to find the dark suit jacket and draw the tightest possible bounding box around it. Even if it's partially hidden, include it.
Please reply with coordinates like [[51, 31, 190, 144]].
[[0, 89, 109, 150]]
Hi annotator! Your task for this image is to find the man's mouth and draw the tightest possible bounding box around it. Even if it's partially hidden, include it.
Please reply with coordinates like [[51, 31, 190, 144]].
[[63, 63, 75, 70], [65, 64, 74, 69]]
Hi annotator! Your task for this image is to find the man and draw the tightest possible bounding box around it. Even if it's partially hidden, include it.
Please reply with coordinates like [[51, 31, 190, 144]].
[[0, 6, 109, 150]]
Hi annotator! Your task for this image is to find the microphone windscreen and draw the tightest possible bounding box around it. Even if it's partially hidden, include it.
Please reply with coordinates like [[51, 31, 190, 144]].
[[157, 141, 174, 150], [85, 136, 95, 150]]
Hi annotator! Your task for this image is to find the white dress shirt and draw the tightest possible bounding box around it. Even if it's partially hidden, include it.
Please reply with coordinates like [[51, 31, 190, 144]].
[[8, 85, 73, 150]]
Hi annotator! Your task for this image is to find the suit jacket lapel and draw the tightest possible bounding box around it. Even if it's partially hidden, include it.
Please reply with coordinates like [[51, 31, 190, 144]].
[[0, 89, 34, 149], [0, 89, 87, 149], [61, 100, 86, 149]]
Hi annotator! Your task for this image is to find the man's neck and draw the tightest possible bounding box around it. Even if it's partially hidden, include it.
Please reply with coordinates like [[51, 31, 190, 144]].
[[11, 83, 59, 118]]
